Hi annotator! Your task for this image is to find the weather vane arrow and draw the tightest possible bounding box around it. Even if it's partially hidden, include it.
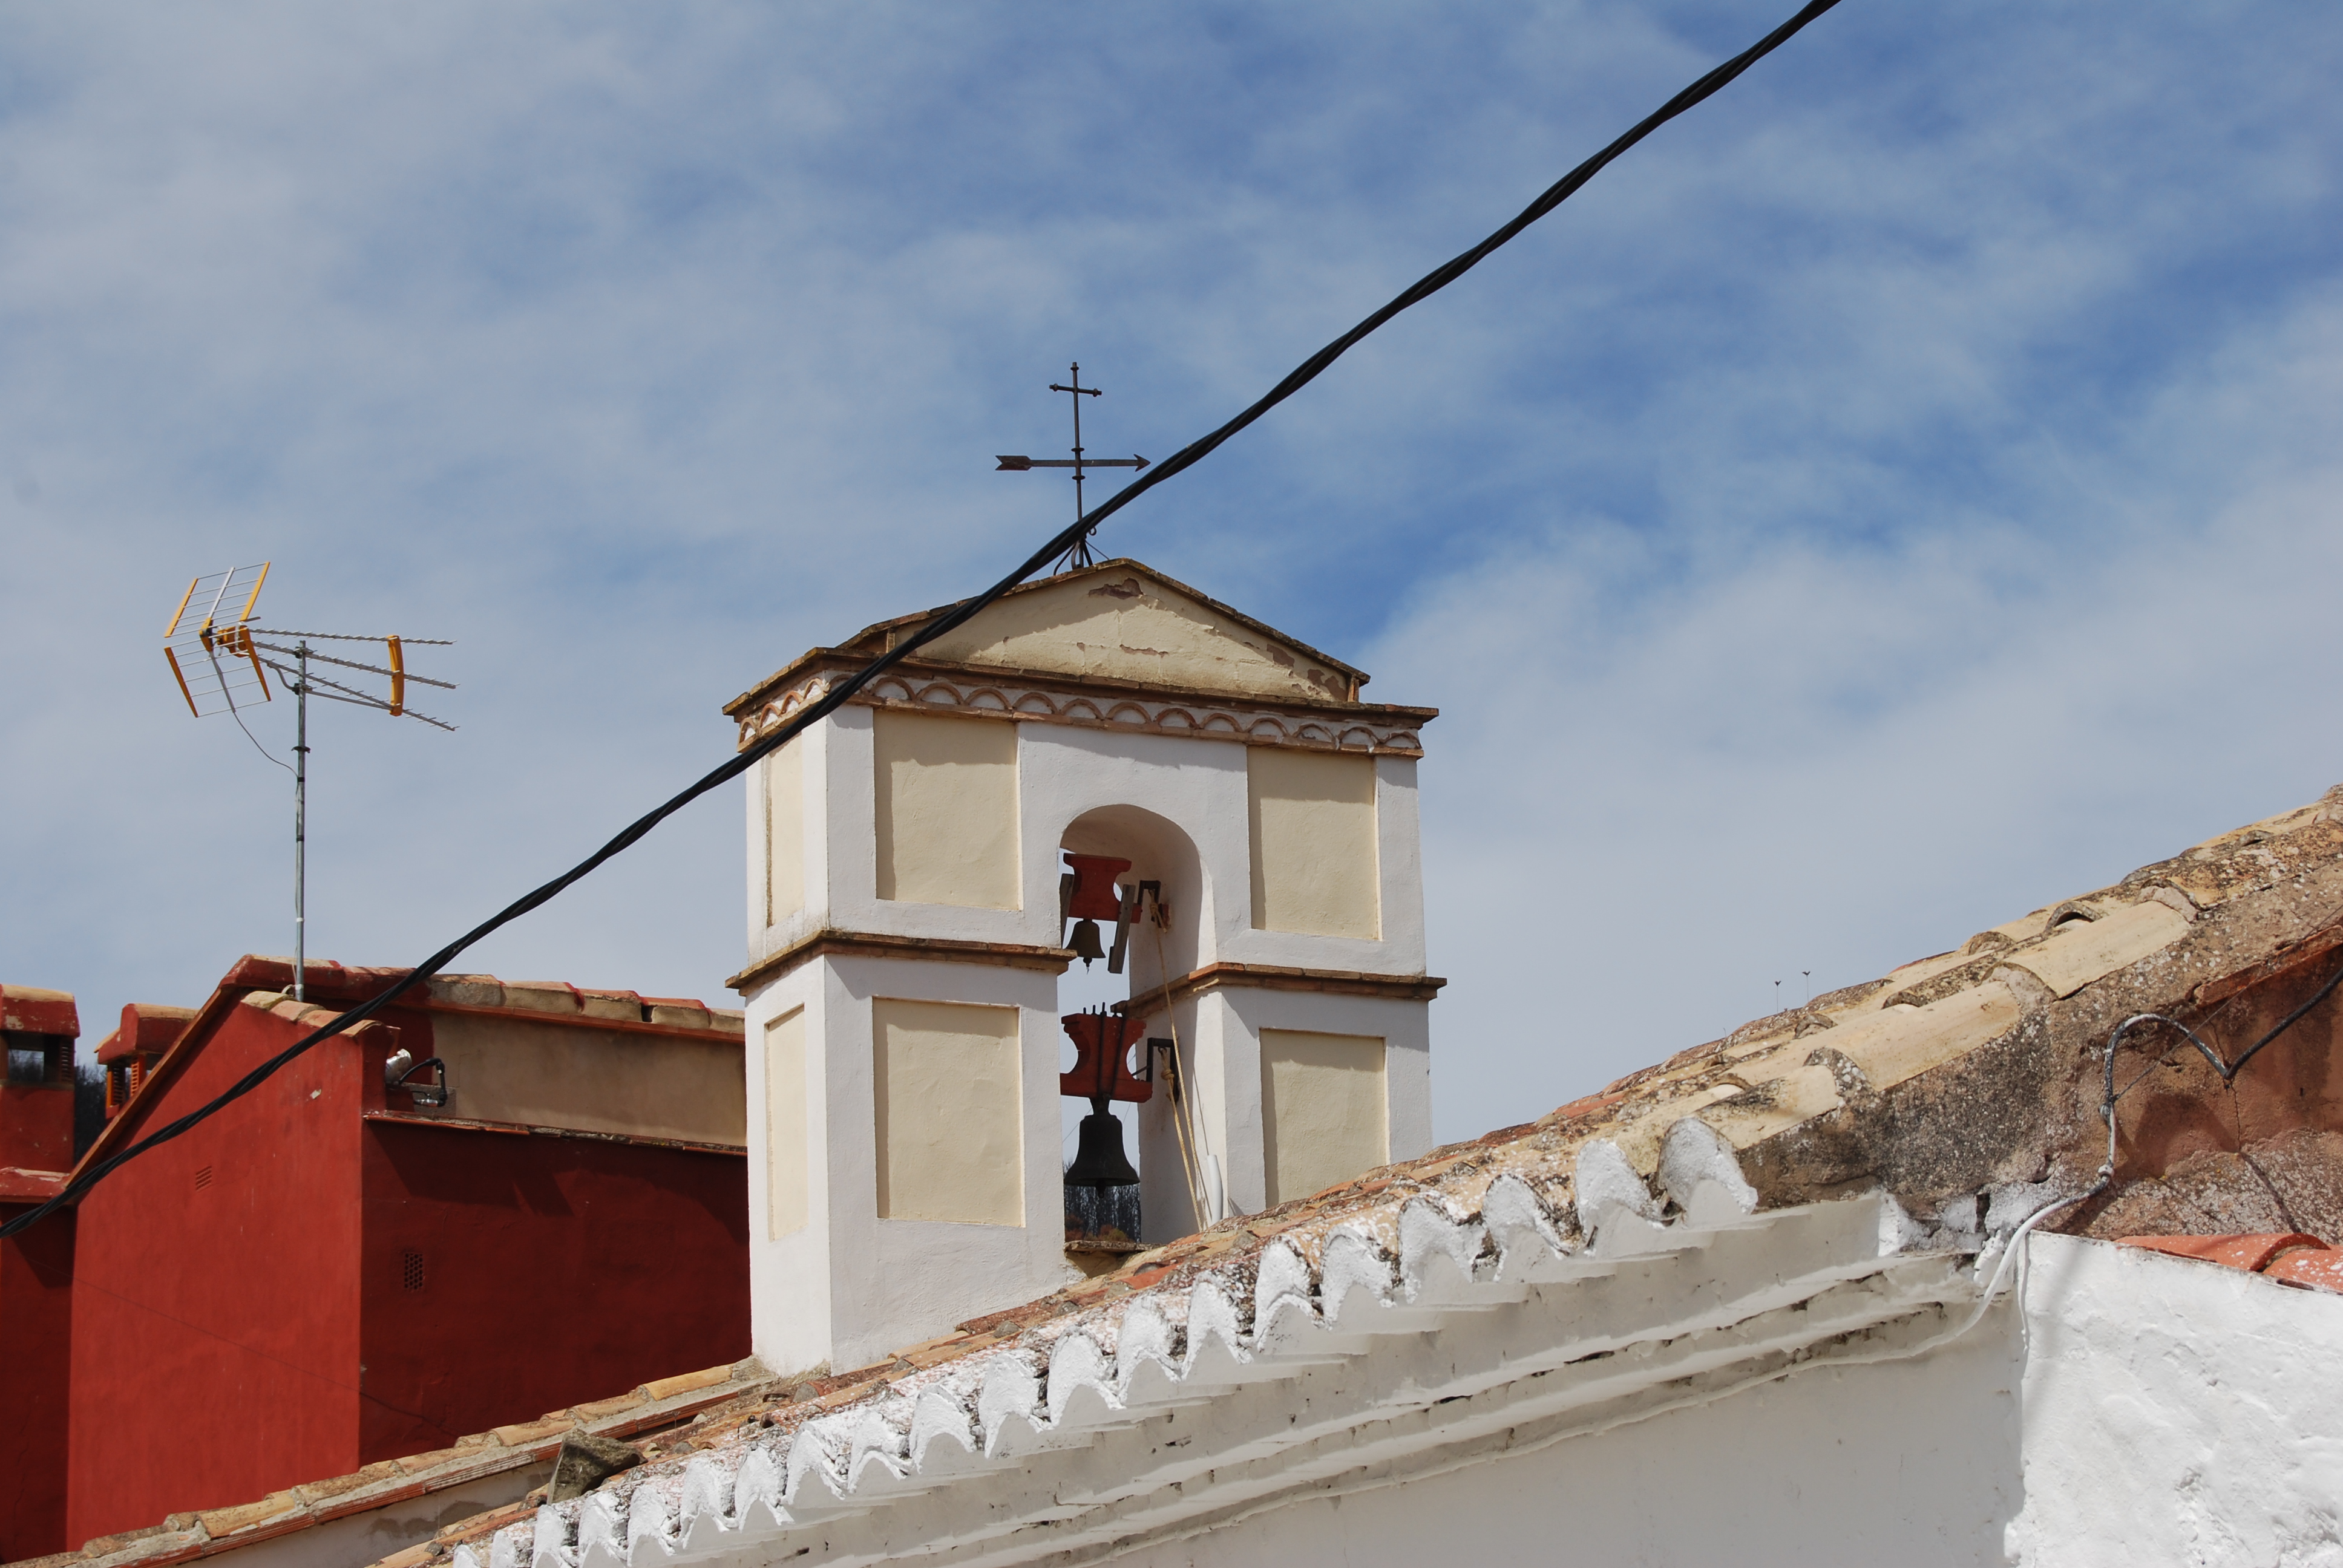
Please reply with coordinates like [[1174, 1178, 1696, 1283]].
[[994, 362, 1147, 569], [994, 454, 1149, 472]]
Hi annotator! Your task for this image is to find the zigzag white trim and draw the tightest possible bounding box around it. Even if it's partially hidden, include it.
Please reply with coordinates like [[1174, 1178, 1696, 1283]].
[[488, 1183, 1982, 1568]]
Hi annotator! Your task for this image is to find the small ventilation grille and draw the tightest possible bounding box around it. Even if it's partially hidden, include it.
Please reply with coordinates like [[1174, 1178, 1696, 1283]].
[[194, 1165, 214, 1190], [401, 1250, 425, 1292]]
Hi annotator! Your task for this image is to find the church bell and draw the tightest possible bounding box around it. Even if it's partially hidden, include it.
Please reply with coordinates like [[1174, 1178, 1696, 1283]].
[[1064, 1108, 1141, 1188], [1061, 1010, 1150, 1191], [1061, 852, 1133, 970]]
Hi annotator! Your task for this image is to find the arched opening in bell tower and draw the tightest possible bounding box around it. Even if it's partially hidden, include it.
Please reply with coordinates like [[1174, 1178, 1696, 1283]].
[[1055, 805, 1211, 1261]]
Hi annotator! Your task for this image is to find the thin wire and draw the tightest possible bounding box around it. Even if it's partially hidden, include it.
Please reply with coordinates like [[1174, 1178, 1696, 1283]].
[[1024, 0, 1845, 558], [4, 0, 1844, 1242], [227, 704, 294, 774]]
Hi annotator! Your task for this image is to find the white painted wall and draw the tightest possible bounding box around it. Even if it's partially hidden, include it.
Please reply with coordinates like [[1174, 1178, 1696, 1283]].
[[742, 715, 1429, 980], [741, 705, 1440, 1367], [743, 949, 1073, 1376], [2008, 1235, 2343, 1566], [1112, 1295, 2025, 1568], [1098, 1237, 2343, 1567]]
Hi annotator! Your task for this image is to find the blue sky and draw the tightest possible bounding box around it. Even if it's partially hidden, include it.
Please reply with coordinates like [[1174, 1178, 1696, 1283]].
[[5, 2, 2341, 1142]]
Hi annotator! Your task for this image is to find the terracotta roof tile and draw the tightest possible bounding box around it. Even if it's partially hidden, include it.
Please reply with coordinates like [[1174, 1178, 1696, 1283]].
[[2117, 1232, 2327, 1273], [194, 1492, 304, 1538], [488, 1416, 574, 1447], [378, 774, 2343, 1564], [80, 787, 2343, 1568], [638, 1364, 732, 1400], [2264, 1247, 2343, 1294]]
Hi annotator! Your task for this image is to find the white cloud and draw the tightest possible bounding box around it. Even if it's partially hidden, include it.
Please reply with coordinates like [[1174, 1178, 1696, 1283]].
[[1388, 289, 2343, 1136], [0, 0, 2338, 1163]]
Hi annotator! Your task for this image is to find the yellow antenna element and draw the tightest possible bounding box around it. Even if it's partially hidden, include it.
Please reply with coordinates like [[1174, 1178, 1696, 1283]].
[[165, 565, 273, 717], [165, 576, 200, 639], [238, 560, 270, 624], [163, 645, 200, 718], [160, 564, 457, 1002], [226, 625, 271, 702]]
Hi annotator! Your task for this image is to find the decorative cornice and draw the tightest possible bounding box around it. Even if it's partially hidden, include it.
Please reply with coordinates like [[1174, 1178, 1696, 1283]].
[[728, 930, 1077, 994], [730, 658, 1432, 759], [1118, 961, 1447, 1018]]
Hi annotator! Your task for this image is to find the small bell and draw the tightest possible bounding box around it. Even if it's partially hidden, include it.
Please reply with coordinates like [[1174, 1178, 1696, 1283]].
[[1064, 1106, 1140, 1187], [1067, 918, 1106, 967]]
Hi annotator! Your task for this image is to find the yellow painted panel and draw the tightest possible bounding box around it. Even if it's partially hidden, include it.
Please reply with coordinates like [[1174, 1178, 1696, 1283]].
[[765, 1008, 808, 1238], [1261, 1029, 1388, 1206], [1248, 748, 1380, 938], [874, 711, 1020, 909], [873, 998, 1023, 1226], [767, 741, 804, 924]]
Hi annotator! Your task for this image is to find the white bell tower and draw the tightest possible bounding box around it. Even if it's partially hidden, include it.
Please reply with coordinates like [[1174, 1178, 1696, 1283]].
[[727, 560, 1440, 1375]]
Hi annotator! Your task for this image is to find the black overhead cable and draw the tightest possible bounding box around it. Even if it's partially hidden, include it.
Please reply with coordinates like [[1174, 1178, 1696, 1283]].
[[1, 0, 1845, 1241]]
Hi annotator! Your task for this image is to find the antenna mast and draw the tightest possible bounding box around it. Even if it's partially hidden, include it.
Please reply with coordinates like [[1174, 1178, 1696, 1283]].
[[164, 566, 456, 1000]]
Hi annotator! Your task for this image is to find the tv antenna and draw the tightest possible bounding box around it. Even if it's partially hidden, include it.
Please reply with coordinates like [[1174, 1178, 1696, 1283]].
[[994, 362, 1148, 570], [164, 564, 455, 1001]]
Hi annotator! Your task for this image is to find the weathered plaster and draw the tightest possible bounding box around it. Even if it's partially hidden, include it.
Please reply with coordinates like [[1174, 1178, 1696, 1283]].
[[421, 1014, 745, 1148], [2009, 1235, 2343, 1565], [914, 568, 1358, 705]]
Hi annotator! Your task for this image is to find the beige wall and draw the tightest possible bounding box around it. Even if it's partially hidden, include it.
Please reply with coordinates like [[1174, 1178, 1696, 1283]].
[[421, 1013, 746, 1146], [873, 711, 1021, 909], [871, 998, 1023, 1226], [919, 571, 1355, 704], [1248, 748, 1380, 938], [767, 741, 804, 924], [765, 1008, 808, 1238], [1260, 1028, 1388, 1206]]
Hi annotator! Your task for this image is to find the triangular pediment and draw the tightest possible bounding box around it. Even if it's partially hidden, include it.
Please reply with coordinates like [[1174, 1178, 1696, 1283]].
[[860, 560, 1368, 704]]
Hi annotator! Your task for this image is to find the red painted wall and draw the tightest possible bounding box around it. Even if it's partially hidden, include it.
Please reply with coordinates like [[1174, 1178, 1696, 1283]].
[[0, 1204, 74, 1560], [358, 1124, 750, 1460], [62, 970, 752, 1549], [66, 1003, 367, 1546], [0, 1077, 74, 1173]]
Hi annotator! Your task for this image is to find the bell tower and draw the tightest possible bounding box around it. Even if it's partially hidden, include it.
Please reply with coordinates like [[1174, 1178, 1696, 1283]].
[[726, 560, 1440, 1374]]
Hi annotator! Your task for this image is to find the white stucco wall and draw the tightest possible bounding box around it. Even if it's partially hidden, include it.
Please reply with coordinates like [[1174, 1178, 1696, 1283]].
[[1093, 1238, 2343, 1568], [743, 950, 1074, 1377], [1112, 1295, 2026, 1568], [2008, 1235, 2343, 1566], [741, 705, 1442, 1359], [739, 714, 1430, 984]]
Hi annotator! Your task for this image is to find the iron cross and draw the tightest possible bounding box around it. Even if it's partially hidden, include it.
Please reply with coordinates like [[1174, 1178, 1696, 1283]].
[[995, 362, 1149, 567]]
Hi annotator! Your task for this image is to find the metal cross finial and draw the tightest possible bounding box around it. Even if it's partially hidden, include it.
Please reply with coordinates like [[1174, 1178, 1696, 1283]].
[[995, 362, 1149, 571]]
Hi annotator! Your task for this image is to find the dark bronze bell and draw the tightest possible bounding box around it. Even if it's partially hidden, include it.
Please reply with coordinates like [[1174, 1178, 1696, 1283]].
[[1064, 1106, 1139, 1187], [1067, 918, 1106, 968]]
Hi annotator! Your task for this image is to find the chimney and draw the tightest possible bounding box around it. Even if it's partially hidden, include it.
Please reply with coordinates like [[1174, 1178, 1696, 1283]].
[[1, 985, 81, 1174]]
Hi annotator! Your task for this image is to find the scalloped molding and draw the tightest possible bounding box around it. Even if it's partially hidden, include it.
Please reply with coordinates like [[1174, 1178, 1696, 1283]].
[[733, 671, 1426, 757]]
